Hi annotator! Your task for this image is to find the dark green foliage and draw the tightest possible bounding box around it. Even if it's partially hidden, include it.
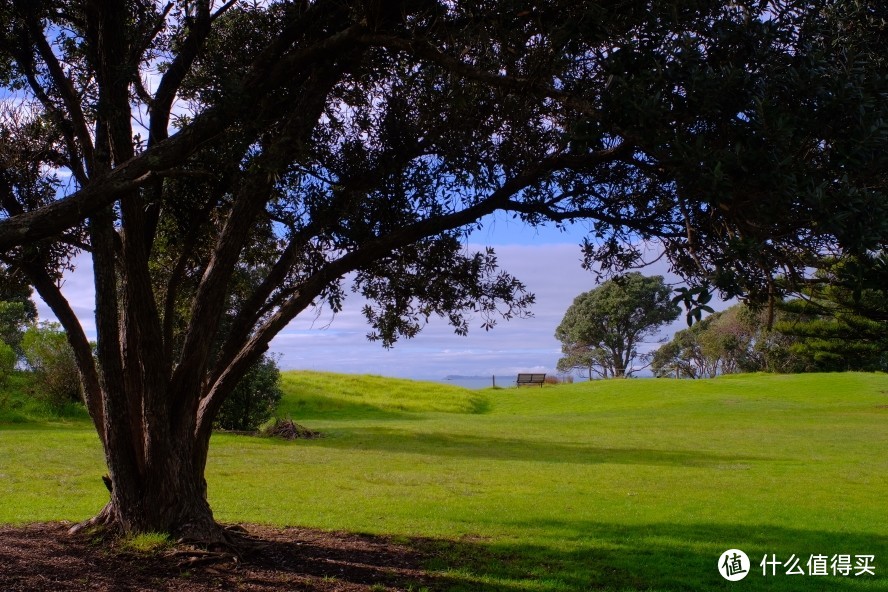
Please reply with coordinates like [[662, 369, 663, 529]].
[[652, 287, 887, 377], [582, 0, 888, 307], [777, 305, 886, 371], [556, 274, 680, 378], [0, 300, 29, 359], [775, 256, 888, 372], [214, 354, 283, 432], [0, 266, 38, 321]]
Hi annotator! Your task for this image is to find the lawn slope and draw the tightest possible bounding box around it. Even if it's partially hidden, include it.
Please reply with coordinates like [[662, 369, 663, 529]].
[[1, 371, 886, 591]]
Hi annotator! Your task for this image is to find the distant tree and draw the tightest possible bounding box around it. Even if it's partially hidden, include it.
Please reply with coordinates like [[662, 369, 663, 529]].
[[0, 265, 39, 323], [650, 298, 877, 377], [556, 274, 680, 378], [700, 306, 767, 375], [0, 264, 39, 361], [651, 324, 707, 379], [0, 301, 29, 356], [776, 256, 888, 372], [556, 342, 612, 380], [21, 322, 82, 407], [651, 306, 762, 378]]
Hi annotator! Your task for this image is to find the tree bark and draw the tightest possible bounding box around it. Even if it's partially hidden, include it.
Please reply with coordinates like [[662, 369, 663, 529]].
[[73, 429, 221, 541]]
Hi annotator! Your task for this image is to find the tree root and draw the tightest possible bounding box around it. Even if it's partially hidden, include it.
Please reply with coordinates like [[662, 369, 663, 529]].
[[168, 524, 269, 566], [67, 503, 118, 538], [68, 503, 267, 562], [168, 548, 240, 568], [177, 520, 266, 549]]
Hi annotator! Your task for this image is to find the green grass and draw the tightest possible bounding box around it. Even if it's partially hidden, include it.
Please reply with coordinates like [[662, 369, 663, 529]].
[[2, 371, 887, 590], [277, 371, 489, 417], [117, 531, 172, 554]]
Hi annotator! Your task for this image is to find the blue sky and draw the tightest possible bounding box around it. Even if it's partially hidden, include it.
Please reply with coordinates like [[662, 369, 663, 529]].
[[35, 214, 716, 381]]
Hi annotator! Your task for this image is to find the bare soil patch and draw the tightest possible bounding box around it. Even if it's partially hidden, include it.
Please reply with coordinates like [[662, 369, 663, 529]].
[[0, 523, 437, 591]]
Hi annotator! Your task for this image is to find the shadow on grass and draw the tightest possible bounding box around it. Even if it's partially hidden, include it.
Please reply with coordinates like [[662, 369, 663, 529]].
[[301, 427, 780, 468], [410, 520, 888, 591], [0, 522, 883, 591], [226, 520, 887, 591]]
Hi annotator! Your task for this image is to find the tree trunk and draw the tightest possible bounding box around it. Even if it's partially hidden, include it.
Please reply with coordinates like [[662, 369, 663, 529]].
[[72, 402, 223, 542], [612, 353, 626, 378]]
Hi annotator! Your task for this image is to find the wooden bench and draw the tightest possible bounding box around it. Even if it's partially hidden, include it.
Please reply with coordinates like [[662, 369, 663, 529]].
[[516, 373, 546, 387]]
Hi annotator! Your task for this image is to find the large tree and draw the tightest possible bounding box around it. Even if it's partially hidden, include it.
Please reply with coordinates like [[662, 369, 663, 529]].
[[0, 1, 885, 541], [556, 273, 680, 378]]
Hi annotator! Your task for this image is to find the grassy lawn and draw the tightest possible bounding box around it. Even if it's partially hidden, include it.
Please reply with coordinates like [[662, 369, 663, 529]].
[[1, 370, 887, 590]]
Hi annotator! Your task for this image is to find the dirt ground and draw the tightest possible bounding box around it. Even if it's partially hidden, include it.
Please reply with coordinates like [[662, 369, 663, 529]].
[[0, 523, 440, 591]]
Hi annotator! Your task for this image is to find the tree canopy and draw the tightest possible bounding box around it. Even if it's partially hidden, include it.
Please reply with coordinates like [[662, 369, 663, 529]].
[[0, 0, 885, 541], [556, 273, 680, 378]]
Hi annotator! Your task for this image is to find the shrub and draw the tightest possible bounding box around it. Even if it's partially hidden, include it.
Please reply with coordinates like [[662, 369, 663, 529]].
[[0, 341, 15, 386], [21, 322, 82, 407], [0, 300, 30, 361], [214, 353, 283, 431]]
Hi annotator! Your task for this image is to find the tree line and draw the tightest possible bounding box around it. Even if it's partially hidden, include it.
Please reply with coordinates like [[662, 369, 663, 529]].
[[556, 264, 887, 379]]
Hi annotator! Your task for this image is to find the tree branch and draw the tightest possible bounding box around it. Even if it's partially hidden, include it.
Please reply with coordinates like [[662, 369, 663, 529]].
[[13, 0, 96, 170], [20, 260, 106, 442], [149, 0, 212, 146], [8, 42, 89, 185], [360, 33, 601, 118], [0, 177, 103, 437], [0, 21, 370, 251], [129, 2, 175, 73], [211, 0, 240, 22], [209, 140, 434, 386]]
